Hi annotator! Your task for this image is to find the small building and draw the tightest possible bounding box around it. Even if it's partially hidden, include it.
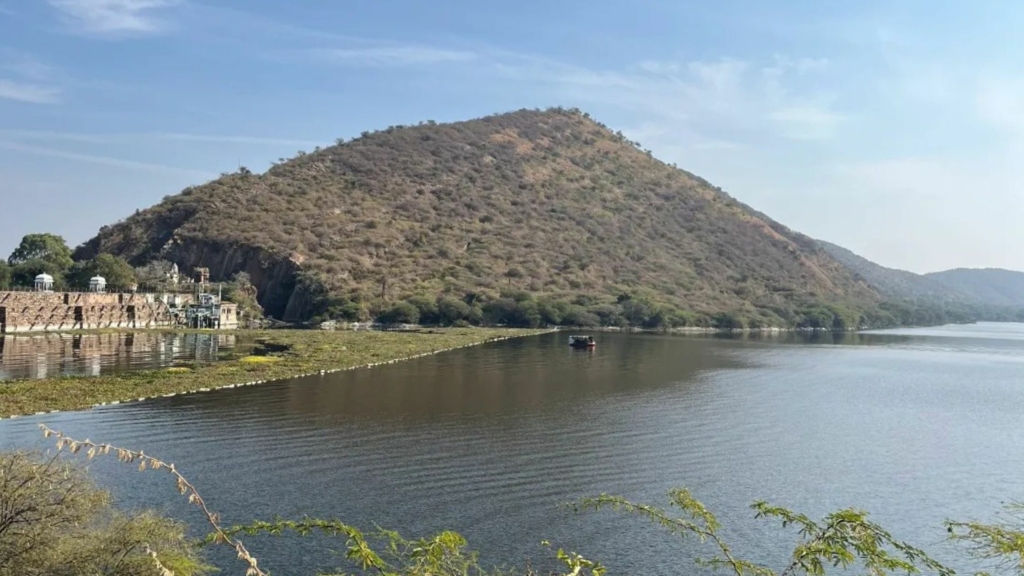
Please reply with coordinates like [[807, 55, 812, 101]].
[[89, 276, 107, 293], [183, 292, 238, 329], [219, 302, 239, 329], [34, 273, 54, 292], [194, 267, 210, 286]]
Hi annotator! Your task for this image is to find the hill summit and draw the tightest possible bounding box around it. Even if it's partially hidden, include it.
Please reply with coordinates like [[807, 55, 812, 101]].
[[77, 108, 884, 327]]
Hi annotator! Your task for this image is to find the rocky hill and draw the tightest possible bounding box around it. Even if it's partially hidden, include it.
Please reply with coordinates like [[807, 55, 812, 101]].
[[925, 268, 1024, 307], [77, 108, 885, 327]]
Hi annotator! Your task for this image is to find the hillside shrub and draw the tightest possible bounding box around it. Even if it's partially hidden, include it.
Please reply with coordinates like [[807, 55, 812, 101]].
[[379, 301, 420, 325], [437, 297, 472, 325]]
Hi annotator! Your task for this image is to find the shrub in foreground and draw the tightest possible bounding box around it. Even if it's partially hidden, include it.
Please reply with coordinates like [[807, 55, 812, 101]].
[[0, 450, 208, 576]]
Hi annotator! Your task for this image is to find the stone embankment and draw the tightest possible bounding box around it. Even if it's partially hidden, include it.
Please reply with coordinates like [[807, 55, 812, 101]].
[[0, 291, 172, 333]]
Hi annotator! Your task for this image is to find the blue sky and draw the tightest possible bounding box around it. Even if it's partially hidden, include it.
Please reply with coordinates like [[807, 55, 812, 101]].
[[0, 0, 1022, 273]]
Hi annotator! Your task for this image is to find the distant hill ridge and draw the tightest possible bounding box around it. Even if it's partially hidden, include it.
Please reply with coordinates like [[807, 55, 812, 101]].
[[817, 241, 970, 302], [74, 107, 1013, 328], [817, 241, 1024, 323], [925, 268, 1024, 307]]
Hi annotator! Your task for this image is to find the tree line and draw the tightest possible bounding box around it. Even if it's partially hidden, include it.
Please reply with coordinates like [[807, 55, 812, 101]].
[[6, 231, 1021, 331], [0, 233, 136, 292], [311, 282, 1024, 331]]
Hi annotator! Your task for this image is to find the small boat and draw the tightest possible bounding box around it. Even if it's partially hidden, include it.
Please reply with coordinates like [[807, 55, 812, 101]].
[[569, 335, 596, 348]]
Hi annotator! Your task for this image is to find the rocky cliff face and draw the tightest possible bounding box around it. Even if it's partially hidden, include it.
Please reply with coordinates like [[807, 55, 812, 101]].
[[77, 235, 304, 320], [161, 241, 305, 320]]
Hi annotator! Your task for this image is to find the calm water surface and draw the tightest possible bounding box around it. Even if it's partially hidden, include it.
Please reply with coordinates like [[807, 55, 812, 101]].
[[0, 332, 248, 380], [2, 324, 1023, 574]]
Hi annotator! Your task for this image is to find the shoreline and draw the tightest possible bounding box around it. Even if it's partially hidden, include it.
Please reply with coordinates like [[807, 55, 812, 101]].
[[0, 328, 551, 419], [0, 319, 988, 418]]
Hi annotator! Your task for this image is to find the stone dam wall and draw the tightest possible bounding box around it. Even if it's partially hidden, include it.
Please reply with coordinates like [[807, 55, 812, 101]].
[[0, 291, 174, 333]]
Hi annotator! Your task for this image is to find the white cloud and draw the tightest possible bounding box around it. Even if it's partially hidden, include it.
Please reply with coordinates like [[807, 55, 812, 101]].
[[0, 129, 106, 142], [0, 53, 61, 104], [0, 129, 323, 148], [313, 46, 476, 67], [0, 80, 60, 104], [976, 75, 1024, 133], [48, 0, 179, 35], [895, 63, 953, 106], [687, 58, 748, 93], [769, 105, 845, 140], [819, 151, 1024, 272], [0, 140, 213, 178], [301, 40, 841, 145], [150, 132, 324, 147], [638, 60, 681, 75], [692, 139, 745, 151], [763, 55, 829, 77], [2, 54, 56, 81], [502, 53, 843, 144], [831, 157, 954, 198]]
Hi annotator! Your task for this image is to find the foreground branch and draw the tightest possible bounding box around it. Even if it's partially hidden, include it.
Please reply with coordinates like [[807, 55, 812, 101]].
[[39, 424, 267, 576]]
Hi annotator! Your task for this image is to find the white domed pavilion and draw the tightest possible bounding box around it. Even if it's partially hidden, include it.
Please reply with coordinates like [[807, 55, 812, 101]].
[[34, 273, 54, 292]]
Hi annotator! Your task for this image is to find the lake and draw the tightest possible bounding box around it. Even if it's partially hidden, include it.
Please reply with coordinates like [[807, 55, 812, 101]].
[[0, 332, 248, 380], [2, 324, 1023, 574]]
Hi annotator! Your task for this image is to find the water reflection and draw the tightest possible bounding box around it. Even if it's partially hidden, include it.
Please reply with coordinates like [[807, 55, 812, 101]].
[[0, 332, 248, 380], [188, 332, 746, 422]]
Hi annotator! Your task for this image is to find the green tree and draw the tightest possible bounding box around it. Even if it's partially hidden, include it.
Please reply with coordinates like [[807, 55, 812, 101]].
[[537, 298, 567, 326], [10, 259, 62, 290], [405, 296, 439, 325], [7, 233, 73, 272], [621, 298, 656, 327], [0, 261, 9, 290], [134, 260, 175, 291], [504, 267, 524, 287], [222, 271, 264, 319], [589, 303, 626, 327], [798, 307, 835, 330], [437, 297, 471, 325], [712, 311, 746, 330], [482, 297, 540, 327], [294, 270, 335, 323], [826, 305, 860, 331], [378, 301, 420, 325], [67, 254, 137, 291], [561, 305, 600, 327], [0, 451, 210, 576]]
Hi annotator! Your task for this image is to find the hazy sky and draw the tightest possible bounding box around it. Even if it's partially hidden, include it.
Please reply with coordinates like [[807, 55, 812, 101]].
[[0, 0, 1022, 273]]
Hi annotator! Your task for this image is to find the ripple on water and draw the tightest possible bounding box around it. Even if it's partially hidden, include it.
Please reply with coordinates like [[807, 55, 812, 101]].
[[3, 326, 1024, 575]]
